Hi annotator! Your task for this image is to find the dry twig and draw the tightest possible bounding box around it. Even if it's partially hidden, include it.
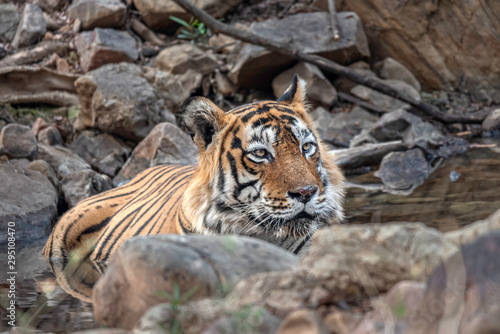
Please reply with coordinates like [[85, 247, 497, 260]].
[[327, 0, 341, 41], [130, 18, 166, 46]]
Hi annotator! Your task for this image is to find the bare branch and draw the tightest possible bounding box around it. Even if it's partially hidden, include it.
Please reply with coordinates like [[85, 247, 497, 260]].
[[327, 0, 341, 41]]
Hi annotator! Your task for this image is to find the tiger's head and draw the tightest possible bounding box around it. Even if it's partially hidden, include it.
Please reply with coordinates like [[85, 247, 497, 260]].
[[182, 74, 345, 245]]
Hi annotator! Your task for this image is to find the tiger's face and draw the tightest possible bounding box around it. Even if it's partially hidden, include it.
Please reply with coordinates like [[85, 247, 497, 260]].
[[183, 74, 345, 242]]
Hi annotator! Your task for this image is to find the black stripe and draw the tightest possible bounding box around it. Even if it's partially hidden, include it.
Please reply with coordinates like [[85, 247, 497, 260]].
[[293, 235, 311, 255], [178, 209, 192, 234], [76, 217, 111, 243]]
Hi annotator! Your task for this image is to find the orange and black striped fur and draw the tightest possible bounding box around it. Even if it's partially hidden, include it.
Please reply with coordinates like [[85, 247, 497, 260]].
[[43, 74, 345, 302]]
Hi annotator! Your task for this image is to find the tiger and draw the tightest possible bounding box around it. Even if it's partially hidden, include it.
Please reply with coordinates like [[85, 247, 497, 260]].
[[43, 74, 345, 302]]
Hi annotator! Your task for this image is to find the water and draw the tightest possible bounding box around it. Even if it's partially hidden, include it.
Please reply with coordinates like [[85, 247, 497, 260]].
[[345, 139, 500, 232]]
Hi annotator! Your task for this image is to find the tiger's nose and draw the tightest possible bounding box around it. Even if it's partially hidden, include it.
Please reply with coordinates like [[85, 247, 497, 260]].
[[288, 186, 318, 203]]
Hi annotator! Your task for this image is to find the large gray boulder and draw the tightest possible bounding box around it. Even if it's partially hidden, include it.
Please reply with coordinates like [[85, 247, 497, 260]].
[[75, 28, 138, 72], [61, 170, 113, 207], [374, 57, 421, 92], [12, 4, 46, 48], [93, 234, 299, 329], [228, 12, 369, 88], [0, 4, 20, 43], [133, 0, 242, 31], [75, 63, 170, 142], [311, 106, 378, 146], [0, 124, 38, 160], [350, 79, 421, 112], [37, 143, 91, 179], [135, 223, 457, 333], [68, 0, 127, 30], [374, 148, 429, 190], [70, 130, 132, 177], [0, 164, 58, 250], [155, 43, 219, 76]]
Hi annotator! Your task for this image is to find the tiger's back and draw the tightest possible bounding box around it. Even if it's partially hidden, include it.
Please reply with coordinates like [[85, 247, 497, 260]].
[[43, 164, 195, 301]]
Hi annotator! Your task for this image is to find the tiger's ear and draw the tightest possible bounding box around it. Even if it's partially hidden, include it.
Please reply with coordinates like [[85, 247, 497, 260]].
[[277, 73, 307, 106], [183, 97, 228, 152]]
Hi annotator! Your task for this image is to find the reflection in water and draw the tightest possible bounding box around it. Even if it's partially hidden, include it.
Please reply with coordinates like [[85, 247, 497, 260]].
[[345, 139, 500, 232]]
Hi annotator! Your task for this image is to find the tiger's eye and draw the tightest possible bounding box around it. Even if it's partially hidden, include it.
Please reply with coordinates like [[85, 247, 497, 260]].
[[302, 142, 312, 152], [253, 149, 267, 157]]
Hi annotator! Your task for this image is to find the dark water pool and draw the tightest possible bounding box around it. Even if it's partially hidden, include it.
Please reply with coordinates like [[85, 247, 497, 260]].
[[345, 139, 500, 232]]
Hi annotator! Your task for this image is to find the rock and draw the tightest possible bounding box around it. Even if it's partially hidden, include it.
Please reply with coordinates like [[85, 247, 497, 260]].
[[75, 28, 139, 72], [208, 33, 236, 54], [12, 4, 47, 49], [272, 62, 337, 106], [37, 143, 91, 179], [482, 108, 500, 131], [132, 0, 242, 31], [340, 0, 500, 103], [69, 130, 132, 177], [201, 309, 281, 334], [310, 107, 334, 137], [38, 125, 64, 146], [301, 222, 456, 293], [214, 70, 236, 96], [407, 232, 500, 334], [61, 170, 113, 207], [93, 234, 299, 329], [32, 0, 64, 13], [351, 281, 426, 334], [368, 109, 421, 143], [351, 79, 420, 112], [155, 43, 219, 75], [0, 4, 20, 43], [374, 57, 421, 92], [229, 12, 369, 88], [68, 0, 127, 30], [150, 68, 203, 113], [134, 223, 456, 332], [28, 159, 59, 191], [367, 109, 444, 149], [75, 63, 168, 142], [445, 208, 500, 247], [324, 311, 364, 334], [0, 124, 38, 160], [113, 122, 198, 185], [324, 106, 378, 146], [0, 164, 58, 250], [334, 61, 377, 93], [374, 148, 429, 190], [174, 223, 456, 323], [276, 310, 329, 334]]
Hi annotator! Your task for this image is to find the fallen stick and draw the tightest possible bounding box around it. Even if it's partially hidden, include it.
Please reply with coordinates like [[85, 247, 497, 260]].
[[0, 41, 68, 67], [130, 18, 166, 46], [171, 0, 489, 124], [327, 0, 341, 41]]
